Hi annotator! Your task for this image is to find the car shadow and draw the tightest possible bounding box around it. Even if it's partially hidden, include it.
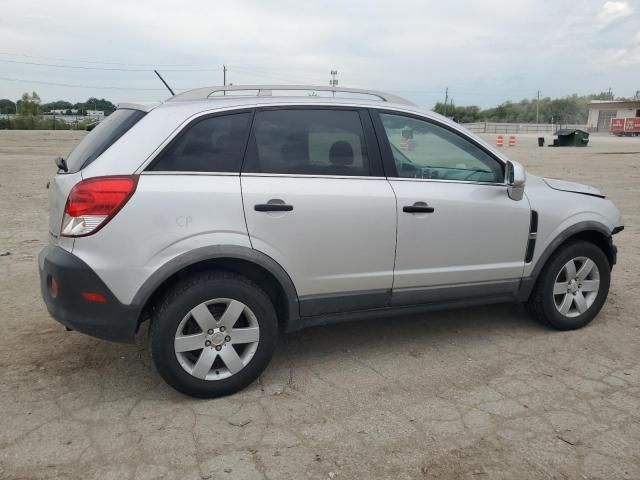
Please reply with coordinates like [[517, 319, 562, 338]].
[[48, 301, 546, 399], [279, 302, 542, 357]]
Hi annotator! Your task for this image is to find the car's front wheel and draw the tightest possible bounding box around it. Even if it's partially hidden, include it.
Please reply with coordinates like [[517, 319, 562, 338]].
[[526, 240, 611, 330], [150, 271, 278, 398]]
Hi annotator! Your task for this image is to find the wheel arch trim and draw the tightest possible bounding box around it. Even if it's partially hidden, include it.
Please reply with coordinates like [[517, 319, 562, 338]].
[[518, 220, 614, 300], [131, 245, 300, 326]]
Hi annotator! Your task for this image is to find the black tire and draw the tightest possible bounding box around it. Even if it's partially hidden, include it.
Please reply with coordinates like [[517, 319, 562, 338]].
[[150, 271, 278, 398], [526, 240, 611, 330]]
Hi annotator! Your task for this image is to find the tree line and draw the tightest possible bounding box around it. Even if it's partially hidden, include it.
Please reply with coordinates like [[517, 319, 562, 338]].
[[0, 92, 117, 130], [432, 92, 619, 124], [0, 93, 116, 116], [0, 90, 630, 129]]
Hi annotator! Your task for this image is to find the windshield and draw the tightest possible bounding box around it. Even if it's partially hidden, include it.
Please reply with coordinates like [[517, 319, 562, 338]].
[[64, 109, 146, 173]]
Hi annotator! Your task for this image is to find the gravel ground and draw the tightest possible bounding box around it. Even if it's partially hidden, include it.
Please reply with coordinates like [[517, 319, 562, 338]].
[[0, 130, 639, 480]]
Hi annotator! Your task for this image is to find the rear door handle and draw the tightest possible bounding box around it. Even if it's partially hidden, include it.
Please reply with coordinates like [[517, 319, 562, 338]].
[[254, 200, 294, 212], [403, 202, 435, 214]]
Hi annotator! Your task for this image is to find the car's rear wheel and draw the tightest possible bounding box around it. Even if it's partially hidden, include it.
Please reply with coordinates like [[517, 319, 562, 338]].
[[150, 271, 278, 398], [526, 240, 611, 330]]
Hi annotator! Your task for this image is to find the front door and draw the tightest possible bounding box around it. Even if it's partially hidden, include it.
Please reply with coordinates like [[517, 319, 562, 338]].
[[241, 107, 397, 316], [372, 110, 531, 305]]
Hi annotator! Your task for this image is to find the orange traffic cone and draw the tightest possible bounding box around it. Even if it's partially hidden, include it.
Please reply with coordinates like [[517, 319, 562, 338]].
[[496, 135, 504, 147], [508, 135, 516, 147]]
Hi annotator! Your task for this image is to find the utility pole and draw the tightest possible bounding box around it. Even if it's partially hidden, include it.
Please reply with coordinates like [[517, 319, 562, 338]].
[[443, 87, 449, 117], [536, 90, 540, 124], [330, 70, 338, 97], [223, 65, 227, 96], [607, 87, 613, 101]]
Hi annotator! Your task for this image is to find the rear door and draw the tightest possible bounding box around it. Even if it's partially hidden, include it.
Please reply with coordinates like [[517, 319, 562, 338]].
[[372, 110, 531, 305], [241, 107, 397, 316]]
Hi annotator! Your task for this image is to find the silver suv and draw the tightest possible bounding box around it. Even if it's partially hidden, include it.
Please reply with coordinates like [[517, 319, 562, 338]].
[[39, 85, 624, 398]]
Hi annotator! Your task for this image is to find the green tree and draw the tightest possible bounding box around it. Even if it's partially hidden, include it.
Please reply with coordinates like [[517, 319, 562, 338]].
[[41, 100, 73, 113], [17, 92, 41, 116], [75, 97, 116, 116], [0, 99, 17, 114], [433, 102, 482, 123], [434, 92, 614, 124]]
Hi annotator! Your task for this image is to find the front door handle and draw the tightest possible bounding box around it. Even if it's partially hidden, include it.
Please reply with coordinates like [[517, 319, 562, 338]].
[[403, 202, 435, 214], [254, 199, 294, 212]]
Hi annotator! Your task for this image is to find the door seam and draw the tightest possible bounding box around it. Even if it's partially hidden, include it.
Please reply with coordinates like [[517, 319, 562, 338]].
[[386, 179, 400, 291]]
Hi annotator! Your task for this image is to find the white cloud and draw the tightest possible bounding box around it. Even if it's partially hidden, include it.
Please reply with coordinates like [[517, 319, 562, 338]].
[[598, 1, 633, 27]]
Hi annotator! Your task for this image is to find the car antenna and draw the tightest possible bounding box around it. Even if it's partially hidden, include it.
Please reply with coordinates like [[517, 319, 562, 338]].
[[154, 70, 175, 96]]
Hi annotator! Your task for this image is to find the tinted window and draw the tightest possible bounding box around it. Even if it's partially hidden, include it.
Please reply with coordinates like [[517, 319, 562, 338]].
[[150, 113, 250, 172], [65, 109, 145, 173], [379, 113, 503, 183], [244, 109, 369, 176]]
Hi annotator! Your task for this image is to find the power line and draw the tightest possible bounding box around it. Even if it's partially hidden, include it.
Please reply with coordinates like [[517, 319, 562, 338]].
[[227, 66, 322, 85], [0, 52, 328, 83], [0, 58, 221, 72], [0, 57, 329, 83], [0, 76, 172, 91], [0, 51, 218, 67], [229, 64, 323, 81], [0, 58, 148, 72]]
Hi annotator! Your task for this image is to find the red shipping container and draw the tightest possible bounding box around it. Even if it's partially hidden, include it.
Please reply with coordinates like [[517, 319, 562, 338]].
[[610, 117, 625, 133], [610, 117, 640, 135], [624, 117, 640, 133]]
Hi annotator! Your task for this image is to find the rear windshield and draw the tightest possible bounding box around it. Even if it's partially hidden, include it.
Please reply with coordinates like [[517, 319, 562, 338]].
[[64, 109, 146, 173]]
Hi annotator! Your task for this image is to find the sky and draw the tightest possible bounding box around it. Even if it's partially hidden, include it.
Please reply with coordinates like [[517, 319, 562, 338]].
[[0, 0, 638, 109]]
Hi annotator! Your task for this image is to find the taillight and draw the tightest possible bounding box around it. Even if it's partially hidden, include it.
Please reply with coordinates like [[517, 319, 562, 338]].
[[81, 292, 107, 303], [48, 276, 59, 298], [61, 176, 138, 237]]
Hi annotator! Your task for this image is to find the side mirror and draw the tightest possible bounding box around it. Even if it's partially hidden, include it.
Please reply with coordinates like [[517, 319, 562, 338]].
[[507, 160, 526, 201]]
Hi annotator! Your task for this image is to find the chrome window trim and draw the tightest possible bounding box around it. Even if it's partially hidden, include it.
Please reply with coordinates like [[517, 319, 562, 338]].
[[141, 171, 239, 177], [388, 177, 507, 187], [140, 171, 506, 185], [241, 173, 387, 181]]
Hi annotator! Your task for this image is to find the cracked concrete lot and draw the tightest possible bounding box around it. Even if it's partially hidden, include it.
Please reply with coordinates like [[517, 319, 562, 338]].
[[0, 130, 639, 479]]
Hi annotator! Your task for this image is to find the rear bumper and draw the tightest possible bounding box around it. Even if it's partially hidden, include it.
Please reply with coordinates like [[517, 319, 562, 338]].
[[38, 245, 140, 343]]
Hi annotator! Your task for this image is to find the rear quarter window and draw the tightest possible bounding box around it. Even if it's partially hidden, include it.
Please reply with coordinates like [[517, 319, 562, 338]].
[[64, 109, 146, 173], [147, 112, 251, 173]]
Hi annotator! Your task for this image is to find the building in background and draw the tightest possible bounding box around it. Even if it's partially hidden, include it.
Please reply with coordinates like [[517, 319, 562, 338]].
[[587, 100, 640, 132], [85, 110, 105, 121], [50, 109, 79, 115]]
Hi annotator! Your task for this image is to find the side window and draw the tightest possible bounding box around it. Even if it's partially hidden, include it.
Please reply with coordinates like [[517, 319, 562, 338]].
[[244, 109, 370, 176], [149, 112, 250, 172], [379, 113, 504, 183]]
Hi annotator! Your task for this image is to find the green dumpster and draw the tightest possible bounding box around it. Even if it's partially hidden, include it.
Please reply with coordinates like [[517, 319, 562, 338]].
[[555, 129, 589, 147]]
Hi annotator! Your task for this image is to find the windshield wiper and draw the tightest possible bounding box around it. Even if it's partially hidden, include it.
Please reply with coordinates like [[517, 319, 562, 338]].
[[55, 156, 68, 172]]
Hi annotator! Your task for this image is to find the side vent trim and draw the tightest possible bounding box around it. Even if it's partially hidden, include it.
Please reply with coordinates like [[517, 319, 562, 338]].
[[525, 210, 538, 263]]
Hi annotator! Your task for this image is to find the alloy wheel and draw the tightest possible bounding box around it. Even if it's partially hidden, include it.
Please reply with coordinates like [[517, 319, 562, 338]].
[[174, 298, 260, 380], [553, 256, 600, 318]]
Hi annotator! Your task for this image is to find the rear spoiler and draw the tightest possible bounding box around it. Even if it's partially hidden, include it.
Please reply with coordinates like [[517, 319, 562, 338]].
[[116, 102, 161, 113]]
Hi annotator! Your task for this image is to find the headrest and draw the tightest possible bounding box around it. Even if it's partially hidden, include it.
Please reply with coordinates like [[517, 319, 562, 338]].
[[329, 141, 354, 166]]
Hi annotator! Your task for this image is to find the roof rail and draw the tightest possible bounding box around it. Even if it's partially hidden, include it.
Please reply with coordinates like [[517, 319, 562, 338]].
[[168, 85, 416, 106]]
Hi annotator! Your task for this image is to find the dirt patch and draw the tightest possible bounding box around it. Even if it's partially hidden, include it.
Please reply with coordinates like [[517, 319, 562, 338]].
[[0, 130, 638, 479]]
